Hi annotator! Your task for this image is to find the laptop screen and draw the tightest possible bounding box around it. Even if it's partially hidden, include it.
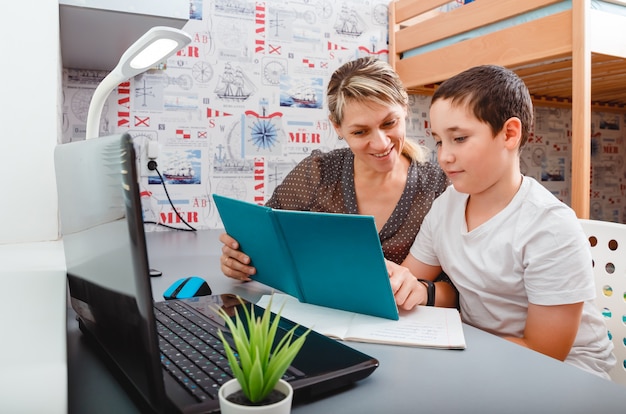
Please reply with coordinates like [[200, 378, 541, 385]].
[[56, 134, 167, 411]]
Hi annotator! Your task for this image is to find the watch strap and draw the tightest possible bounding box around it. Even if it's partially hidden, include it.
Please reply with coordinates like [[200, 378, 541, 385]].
[[417, 278, 436, 306]]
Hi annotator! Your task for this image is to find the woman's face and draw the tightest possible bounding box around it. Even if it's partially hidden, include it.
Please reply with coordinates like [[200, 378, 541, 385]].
[[334, 100, 407, 173]]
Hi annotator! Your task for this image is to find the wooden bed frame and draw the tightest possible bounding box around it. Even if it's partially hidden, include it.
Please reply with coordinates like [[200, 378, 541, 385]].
[[389, 0, 626, 219]]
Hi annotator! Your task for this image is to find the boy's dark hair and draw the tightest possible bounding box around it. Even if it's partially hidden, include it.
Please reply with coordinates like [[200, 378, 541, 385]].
[[430, 65, 533, 151]]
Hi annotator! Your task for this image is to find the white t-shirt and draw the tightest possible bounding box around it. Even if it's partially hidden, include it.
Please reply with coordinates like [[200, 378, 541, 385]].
[[410, 176, 615, 378]]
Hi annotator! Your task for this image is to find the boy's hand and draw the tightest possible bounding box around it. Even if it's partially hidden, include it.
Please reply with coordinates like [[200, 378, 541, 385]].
[[385, 260, 428, 310]]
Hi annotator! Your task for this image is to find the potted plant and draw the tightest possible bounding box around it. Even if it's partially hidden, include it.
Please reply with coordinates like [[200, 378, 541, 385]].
[[215, 295, 310, 414]]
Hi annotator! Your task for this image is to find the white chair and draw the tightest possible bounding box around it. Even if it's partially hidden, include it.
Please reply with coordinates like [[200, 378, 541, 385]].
[[579, 219, 626, 385]]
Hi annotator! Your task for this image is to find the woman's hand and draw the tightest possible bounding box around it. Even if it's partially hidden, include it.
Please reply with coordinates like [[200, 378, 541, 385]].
[[385, 260, 427, 310], [219, 233, 257, 281]]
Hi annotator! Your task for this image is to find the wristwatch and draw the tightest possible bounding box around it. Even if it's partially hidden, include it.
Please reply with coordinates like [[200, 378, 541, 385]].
[[417, 279, 436, 306]]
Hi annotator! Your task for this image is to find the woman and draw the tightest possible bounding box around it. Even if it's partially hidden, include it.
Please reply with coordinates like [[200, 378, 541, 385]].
[[219, 56, 456, 310]]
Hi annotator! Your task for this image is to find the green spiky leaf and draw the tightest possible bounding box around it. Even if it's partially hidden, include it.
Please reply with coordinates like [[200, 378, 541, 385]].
[[215, 295, 310, 404]]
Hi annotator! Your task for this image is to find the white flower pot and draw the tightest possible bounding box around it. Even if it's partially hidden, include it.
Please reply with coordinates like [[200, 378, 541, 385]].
[[218, 378, 293, 414]]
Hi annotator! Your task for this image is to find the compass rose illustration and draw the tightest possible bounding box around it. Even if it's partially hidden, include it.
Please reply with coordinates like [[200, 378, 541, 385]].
[[245, 99, 285, 154], [249, 117, 279, 150]]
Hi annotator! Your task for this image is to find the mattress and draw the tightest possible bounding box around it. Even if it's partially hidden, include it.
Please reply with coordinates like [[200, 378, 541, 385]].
[[401, 0, 626, 59]]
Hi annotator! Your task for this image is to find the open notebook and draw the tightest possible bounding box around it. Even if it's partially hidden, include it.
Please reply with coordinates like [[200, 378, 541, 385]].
[[258, 294, 466, 349], [213, 194, 400, 320], [55, 133, 379, 413]]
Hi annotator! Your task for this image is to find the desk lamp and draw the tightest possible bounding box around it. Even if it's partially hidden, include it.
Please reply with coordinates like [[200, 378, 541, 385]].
[[85, 26, 192, 139]]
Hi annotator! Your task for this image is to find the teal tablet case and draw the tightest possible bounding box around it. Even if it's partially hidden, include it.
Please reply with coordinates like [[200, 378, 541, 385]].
[[212, 194, 399, 320]]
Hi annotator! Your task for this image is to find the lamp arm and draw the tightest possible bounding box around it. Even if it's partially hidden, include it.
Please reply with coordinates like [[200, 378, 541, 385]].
[[85, 71, 125, 139], [84, 27, 192, 139]]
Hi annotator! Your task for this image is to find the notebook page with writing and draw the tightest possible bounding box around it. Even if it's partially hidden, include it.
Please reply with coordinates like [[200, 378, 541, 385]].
[[258, 294, 466, 349]]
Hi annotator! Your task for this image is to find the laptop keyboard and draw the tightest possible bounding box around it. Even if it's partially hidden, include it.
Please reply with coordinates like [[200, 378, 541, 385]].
[[154, 300, 297, 402]]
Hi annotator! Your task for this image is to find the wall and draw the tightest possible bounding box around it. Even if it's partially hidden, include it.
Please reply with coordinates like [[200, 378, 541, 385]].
[[61, 0, 626, 225], [62, 0, 393, 230], [0, 3, 67, 413], [1, 0, 62, 244], [524, 107, 626, 224]]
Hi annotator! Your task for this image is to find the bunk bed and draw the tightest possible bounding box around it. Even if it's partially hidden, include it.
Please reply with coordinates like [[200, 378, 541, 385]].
[[389, 0, 626, 219]]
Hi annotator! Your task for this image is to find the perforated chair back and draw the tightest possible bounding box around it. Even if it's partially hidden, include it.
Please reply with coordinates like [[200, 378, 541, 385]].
[[579, 219, 626, 385]]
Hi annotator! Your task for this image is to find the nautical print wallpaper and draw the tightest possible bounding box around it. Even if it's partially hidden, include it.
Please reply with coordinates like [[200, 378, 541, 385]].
[[60, 0, 626, 228]]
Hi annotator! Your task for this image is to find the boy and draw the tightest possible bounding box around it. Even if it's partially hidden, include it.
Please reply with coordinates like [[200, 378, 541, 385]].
[[388, 65, 615, 378]]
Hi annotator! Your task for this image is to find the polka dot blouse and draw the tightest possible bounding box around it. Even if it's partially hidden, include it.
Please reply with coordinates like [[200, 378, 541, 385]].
[[266, 148, 449, 264]]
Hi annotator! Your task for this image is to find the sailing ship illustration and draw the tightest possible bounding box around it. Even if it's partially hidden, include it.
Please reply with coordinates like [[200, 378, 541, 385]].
[[163, 157, 196, 181], [214, 62, 254, 101], [335, 6, 363, 37], [290, 86, 317, 107]]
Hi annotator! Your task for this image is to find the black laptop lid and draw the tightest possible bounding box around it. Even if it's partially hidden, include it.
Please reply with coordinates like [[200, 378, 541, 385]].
[[56, 133, 167, 412]]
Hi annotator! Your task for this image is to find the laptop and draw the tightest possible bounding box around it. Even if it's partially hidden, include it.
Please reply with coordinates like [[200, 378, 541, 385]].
[[55, 133, 379, 414]]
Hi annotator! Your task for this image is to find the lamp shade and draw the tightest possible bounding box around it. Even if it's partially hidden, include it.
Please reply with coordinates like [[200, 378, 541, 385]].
[[85, 26, 192, 139]]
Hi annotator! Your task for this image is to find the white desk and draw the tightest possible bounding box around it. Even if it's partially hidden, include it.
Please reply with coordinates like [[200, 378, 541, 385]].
[[1, 241, 67, 414], [68, 229, 626, 413]]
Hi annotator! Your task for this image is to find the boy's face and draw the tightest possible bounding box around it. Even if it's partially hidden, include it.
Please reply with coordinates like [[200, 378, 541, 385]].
[[429, 98, 511, 195]]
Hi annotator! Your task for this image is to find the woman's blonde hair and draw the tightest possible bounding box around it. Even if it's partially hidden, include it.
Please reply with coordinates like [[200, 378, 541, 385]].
[[326, 56, 426, 163]]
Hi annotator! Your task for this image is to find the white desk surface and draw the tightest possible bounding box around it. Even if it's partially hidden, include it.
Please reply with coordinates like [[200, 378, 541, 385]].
[[1, 241, 67, 414], [68, 229, 626, 413]]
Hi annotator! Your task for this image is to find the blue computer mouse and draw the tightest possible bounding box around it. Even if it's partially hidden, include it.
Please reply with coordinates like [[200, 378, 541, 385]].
[[163, 276, 212, 300]]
